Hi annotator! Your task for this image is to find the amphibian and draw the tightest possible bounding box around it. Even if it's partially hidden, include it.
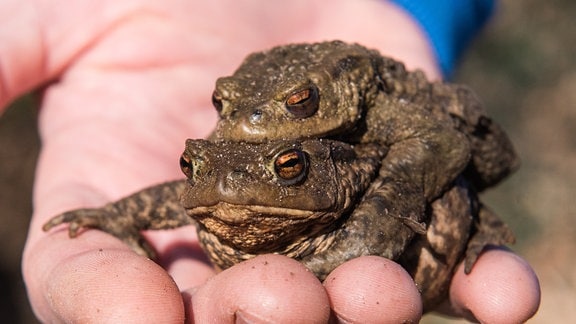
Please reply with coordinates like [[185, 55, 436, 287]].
[[44, 139, 514, 311], [211, 40, 519, 192]]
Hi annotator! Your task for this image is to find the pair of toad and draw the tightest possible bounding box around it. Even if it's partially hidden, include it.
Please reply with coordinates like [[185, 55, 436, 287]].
[[44, 41, 518, 310]]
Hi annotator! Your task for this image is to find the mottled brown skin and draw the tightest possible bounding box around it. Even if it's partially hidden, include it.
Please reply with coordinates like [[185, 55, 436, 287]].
[[43, 180, 190, 258], [211, 41, 519, 192], [399, 180, 514, 311], [43, 139, 514, 311]]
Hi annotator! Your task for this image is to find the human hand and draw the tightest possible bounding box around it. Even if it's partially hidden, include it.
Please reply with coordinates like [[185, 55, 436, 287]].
[[4, 0, 539, 322]]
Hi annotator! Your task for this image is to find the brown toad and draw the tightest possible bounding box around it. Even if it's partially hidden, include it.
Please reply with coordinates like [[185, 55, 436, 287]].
[[43, 138, 514, 311], [211, 41, 519, 192]]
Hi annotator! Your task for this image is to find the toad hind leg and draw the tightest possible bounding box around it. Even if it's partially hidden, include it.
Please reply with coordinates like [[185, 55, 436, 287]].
[[42, 180, 192, 259], [464, 203, 516, 273], [43, 208, 157, 257]]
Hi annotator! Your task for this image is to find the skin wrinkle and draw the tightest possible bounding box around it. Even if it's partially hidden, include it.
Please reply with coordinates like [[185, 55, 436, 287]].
[[72, 12, 185, 71], [37, 1, 156, 73], [71, 10, 189, 73], [2, 2, 187, 107]]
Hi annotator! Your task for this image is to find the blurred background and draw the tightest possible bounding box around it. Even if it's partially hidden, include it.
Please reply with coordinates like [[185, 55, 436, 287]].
[[0, 1, 574, 322]]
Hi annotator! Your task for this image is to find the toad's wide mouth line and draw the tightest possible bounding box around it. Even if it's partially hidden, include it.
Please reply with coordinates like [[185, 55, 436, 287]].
[[185, 201, 318, 224]]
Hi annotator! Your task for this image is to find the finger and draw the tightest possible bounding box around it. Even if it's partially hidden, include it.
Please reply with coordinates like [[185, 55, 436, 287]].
[[324, 256, 422, 323], [187, 254, 331, 323], [449, 247, 541, 323], [23, 231, 185, 322], [147, 227, 216, 289]]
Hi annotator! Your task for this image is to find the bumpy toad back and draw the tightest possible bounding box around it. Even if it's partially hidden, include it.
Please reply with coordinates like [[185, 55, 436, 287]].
[[211, 40, 519, 191]]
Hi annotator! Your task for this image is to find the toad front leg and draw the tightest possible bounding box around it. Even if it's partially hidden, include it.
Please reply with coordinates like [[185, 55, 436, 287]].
[[395, 108, 468, 197], [43, 180, 192, 258], [340, 97, 470, 235], [360, 96, 471, 200]]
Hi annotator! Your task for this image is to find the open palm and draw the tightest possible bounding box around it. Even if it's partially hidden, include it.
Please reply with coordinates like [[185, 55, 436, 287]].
[[0, 1, 540, 322]]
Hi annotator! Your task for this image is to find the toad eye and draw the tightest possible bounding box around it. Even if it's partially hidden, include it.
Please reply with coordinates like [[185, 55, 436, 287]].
[[274, 149, 308, 185], [180, 153, 194, 179], [285, 86, 319, 118], [212, 90, 223, 112]]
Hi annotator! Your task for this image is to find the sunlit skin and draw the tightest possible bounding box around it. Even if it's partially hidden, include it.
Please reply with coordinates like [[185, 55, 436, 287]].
[[0, 0, 540, 322]]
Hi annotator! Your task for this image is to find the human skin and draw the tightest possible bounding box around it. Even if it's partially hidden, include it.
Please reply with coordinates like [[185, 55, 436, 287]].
[[0, 0, 540, 322]]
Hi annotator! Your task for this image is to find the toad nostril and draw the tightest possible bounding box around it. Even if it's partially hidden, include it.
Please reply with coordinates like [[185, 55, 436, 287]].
[[228, 169, 249, 181], [217, 169, 250, 198], [249, 109, 263, 124]]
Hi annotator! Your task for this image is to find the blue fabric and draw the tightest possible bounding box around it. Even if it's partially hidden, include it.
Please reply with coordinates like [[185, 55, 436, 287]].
[[389, 0, 495, 77]]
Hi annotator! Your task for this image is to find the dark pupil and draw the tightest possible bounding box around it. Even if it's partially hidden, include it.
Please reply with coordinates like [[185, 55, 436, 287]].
[[212, 91, 223, 111], [287, 89, 310, 105], [275, 150, 305, 180], [285, 86, 319, 118], [180, 155, 193, 178]]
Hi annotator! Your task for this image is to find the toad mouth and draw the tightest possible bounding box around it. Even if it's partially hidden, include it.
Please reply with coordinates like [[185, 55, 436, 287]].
[[185, 201, 317, 225], [186, 201, 339, 252]]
